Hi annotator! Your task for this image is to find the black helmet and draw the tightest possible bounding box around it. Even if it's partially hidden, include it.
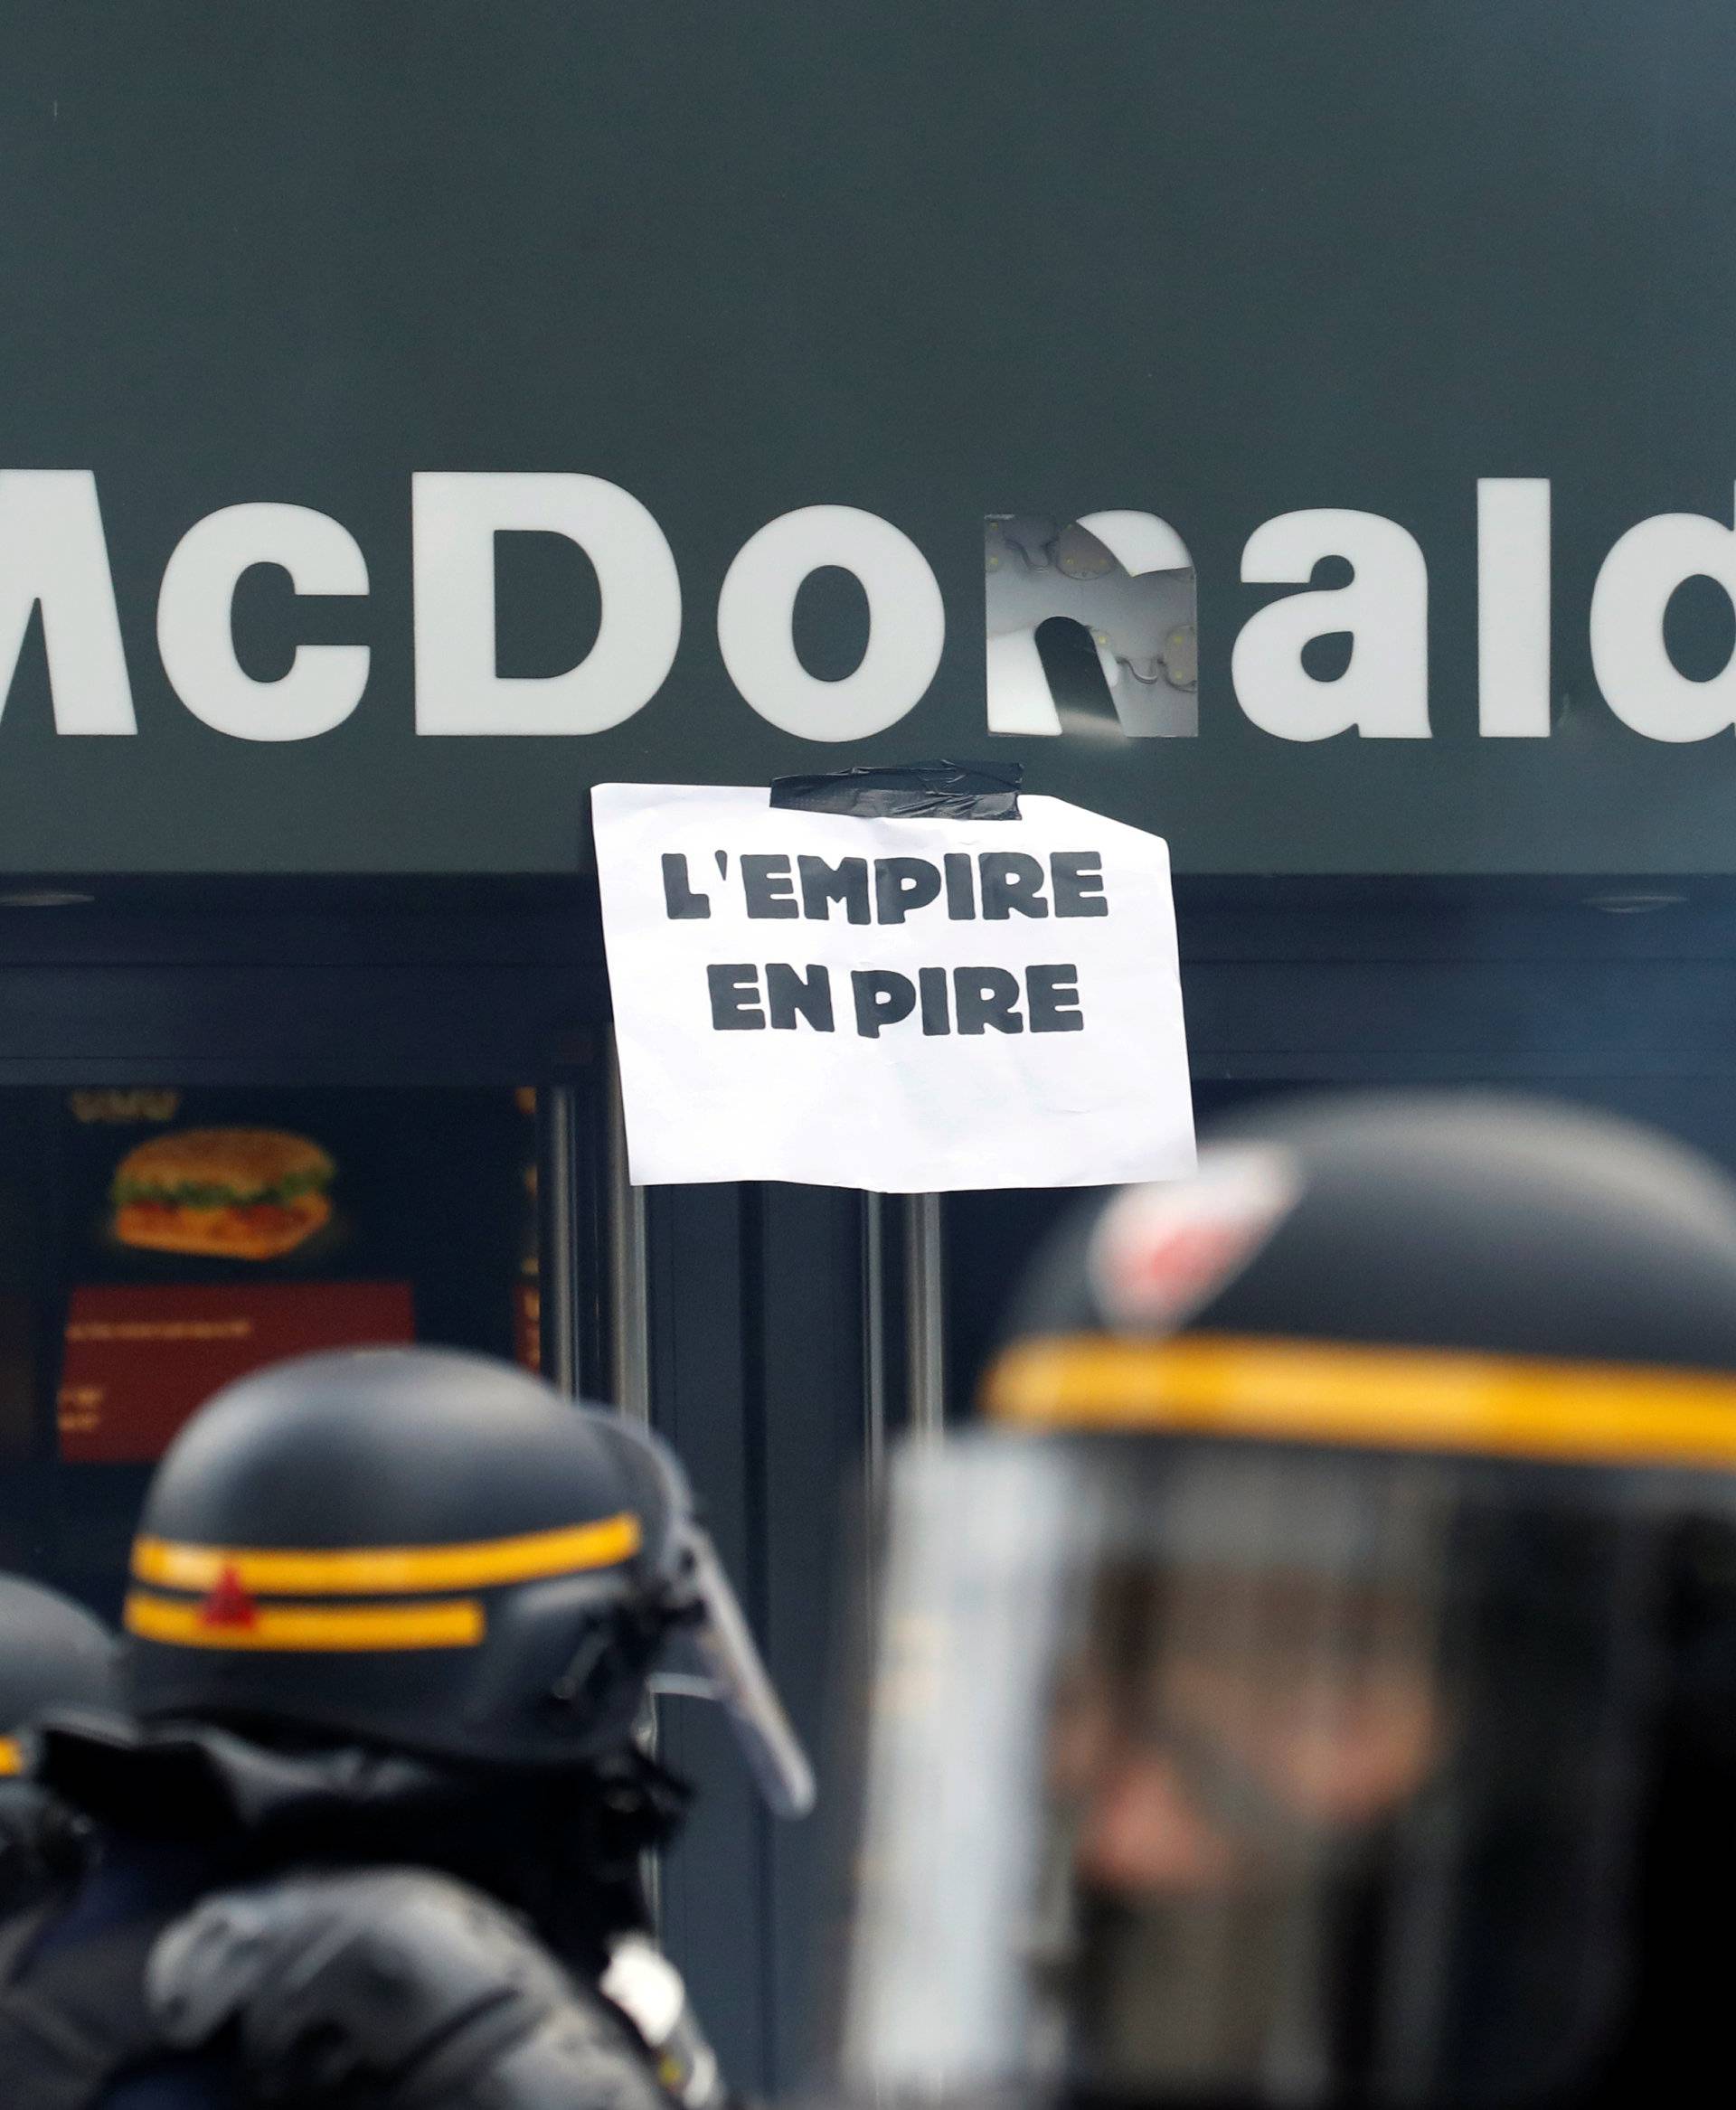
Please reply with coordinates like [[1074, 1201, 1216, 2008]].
[[120, 1346, 811, 1814], [996, 1090, 1736, 1380], [0, 1578, 116, 1914], [840, 1094, 1736, 2110], [0, 1575, 117, 1772]]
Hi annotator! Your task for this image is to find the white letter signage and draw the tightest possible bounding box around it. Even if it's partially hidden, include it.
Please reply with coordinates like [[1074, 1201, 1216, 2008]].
[[717, 505, 944, 740], [1590, 491, 1736, 741], [157, 503, 370, 741], [1232, 508, 1429, 739], [413, 472, 681, 735], [0, 470, 135, 735]]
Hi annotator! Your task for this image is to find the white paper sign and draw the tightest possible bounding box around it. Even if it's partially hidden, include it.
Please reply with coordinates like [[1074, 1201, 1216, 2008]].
[[592, 783, 1195, 1192]]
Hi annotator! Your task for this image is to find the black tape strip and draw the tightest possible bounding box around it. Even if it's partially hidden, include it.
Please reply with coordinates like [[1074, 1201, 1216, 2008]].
[[769, 759, 1022, 822]]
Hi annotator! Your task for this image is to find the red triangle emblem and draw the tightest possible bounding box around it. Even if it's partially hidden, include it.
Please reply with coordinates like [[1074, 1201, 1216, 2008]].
[[199, 1562, 259, 1631]]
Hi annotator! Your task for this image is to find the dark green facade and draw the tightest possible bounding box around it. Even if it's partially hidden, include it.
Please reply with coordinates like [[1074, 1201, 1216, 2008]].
[[4, 4, 1736, 874]]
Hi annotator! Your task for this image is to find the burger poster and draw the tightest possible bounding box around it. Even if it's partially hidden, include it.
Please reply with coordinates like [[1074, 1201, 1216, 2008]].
[[54, 1087, 532, 1465], [109, 1128, 336, 1261]]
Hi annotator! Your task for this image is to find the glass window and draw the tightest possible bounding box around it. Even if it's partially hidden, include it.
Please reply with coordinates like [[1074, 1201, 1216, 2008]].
[[0, 1085, 541, 1619]]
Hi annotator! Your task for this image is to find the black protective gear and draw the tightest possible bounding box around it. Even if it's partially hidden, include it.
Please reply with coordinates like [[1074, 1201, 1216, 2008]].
[[0, 1576, 118, 1739], [0, 1576, 118, 1922], [1005, 1091, 1736, 1373], [33, 1710, 689, 1983], [118, 1346, 809, 1814], [840, 1092, 1736, 2110], [147, 1867, 674, 2110], [0, 1719, 692, 2106], [0, 1782, 97, 1924], [0, 1879, 178, 2107], [4, 1348, 778, 2106]]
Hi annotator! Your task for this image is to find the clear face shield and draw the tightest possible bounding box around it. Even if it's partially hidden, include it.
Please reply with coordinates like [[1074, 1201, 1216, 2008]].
[[590, 1414, 814, 1821], [651, 1521, 816, 1820], [838, 1426, 1732, 2110]]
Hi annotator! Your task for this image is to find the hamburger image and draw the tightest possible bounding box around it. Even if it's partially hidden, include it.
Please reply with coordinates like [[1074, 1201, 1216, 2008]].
[[109, 1128, 335, 1260]]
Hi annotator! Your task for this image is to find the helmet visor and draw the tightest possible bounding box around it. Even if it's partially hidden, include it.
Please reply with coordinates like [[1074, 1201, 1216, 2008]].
[[589, 1412, 814, 1821], [653, 1524, 816, 1820], [839, 1431, 1682, 2110]]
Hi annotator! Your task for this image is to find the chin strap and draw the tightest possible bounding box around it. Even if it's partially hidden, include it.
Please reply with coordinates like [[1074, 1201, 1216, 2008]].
[[149, 1867, 685, 2110]]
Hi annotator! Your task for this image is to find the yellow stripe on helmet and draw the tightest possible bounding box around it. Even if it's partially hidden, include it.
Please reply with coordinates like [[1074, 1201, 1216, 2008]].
[[124, 1590, 485, 1653], [0, 1736, 23, 1776], [130, 1512, 641, 1598], [984, 1331, 1736, 1471]]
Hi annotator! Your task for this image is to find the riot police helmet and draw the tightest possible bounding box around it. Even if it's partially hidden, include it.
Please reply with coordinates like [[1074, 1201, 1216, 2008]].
[[0, 1573, 117, 1774], [118, 1345, 812, 1815], [840, 1094, 1736, 2110], [0, 1575, 117, 1911]]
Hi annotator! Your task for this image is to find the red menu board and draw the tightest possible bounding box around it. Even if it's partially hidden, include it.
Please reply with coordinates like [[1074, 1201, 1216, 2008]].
[[58, 1281, 416, 1464]]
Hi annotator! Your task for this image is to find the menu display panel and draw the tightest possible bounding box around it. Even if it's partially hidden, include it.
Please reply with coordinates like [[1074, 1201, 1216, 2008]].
[[0, 1082, 542, 1615], [59, 1280, 416, 1463], [53, 1086, 536, 1463]]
